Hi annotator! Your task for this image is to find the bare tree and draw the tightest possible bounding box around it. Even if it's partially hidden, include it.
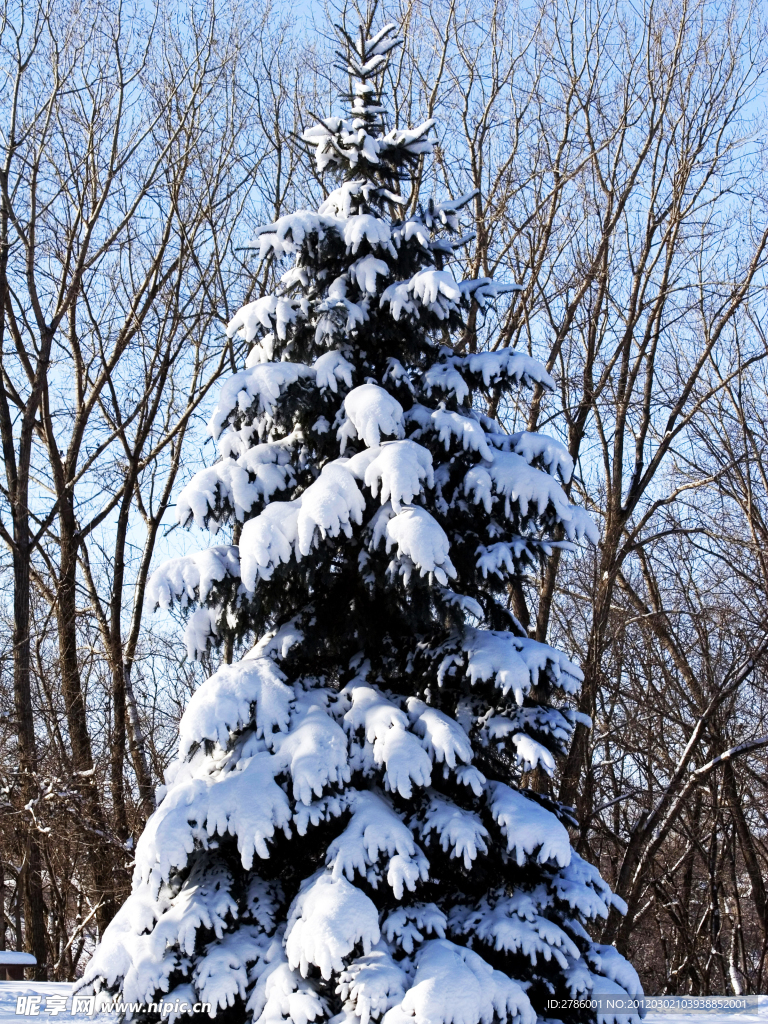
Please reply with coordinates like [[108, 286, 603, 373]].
[[0, 0, 311, 976], [328, 0, 768, 991]]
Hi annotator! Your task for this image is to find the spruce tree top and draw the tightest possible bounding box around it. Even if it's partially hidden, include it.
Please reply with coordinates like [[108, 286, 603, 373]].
[[82, 21, 642, 1024]]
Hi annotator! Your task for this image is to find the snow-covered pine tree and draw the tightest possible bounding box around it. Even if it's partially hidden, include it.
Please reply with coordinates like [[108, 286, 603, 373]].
[[82, 21, 642, 1024]]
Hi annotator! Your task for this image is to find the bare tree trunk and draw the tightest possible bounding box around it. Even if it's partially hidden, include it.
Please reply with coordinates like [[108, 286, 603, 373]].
[[12, 536, 48, 977], [722, 759, 767, 943], [56, 518, 121, 933], [108, 484, 136, 841]]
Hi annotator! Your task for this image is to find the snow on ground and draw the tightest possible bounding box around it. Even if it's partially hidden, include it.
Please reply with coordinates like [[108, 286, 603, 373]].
[[0, 982, 766, 1024]]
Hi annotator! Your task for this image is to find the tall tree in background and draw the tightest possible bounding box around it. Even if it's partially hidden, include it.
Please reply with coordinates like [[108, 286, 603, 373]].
[[82, 20, 642, 1024], [0, 0, 307, 977], [373, 0, 768, 988]]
